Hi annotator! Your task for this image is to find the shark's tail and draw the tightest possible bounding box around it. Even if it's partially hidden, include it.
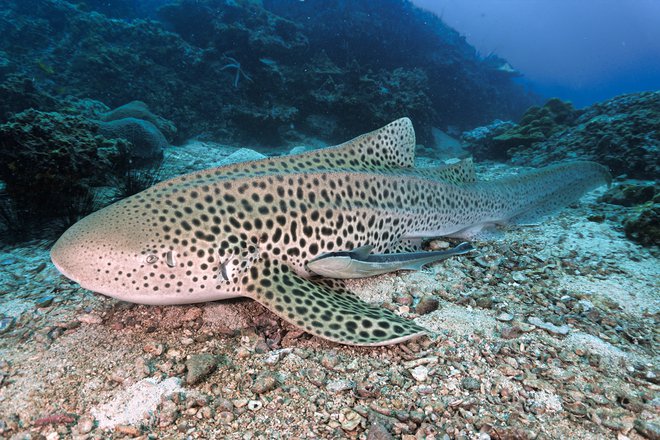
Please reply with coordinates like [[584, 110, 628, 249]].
[[493, 161, 612, 225]]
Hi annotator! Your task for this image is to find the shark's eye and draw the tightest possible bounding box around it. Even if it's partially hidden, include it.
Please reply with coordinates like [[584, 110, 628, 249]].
[[146, 254, 159, 264]]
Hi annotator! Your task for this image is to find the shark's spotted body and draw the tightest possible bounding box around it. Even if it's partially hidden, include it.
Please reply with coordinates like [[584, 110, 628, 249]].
[[51, 118, 610, 345]]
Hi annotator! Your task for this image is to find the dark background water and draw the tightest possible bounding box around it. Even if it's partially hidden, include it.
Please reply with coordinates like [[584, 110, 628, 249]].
[[413, 0, 660, 108]]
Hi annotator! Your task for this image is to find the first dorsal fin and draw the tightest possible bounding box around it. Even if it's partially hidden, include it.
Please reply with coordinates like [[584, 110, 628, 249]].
[[152, 118, 417, 190], [417, 157, 477, 184], [322, 117, 416, 169]]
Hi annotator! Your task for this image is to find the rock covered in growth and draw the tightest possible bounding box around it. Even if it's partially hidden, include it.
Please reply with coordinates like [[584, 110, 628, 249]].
[[600, 183, 659, 248], [464, 92, 659, 180], [94, 117, 167, 163], [0, 74, 59, 120], [493, 98, 577, 150], [461, 119, 517, 160], [0, 109, 126, 216], [463, 98, 577, 160], [99, 101, 177, 141], [623, 203, 659, 247], [516, 92, 659, 179], [599, 183, 657, 207]]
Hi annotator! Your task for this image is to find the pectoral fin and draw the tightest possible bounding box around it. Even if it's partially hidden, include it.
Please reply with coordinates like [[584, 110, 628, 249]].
[[243, 257, 426, 346]]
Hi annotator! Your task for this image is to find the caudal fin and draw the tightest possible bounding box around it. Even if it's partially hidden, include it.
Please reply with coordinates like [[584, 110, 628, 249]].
[[502, 161, 611, 225]]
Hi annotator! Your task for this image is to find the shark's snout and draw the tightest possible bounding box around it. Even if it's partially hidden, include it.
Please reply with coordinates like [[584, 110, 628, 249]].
[[50, 215, 107, 289], [50, 233, 80, 284]]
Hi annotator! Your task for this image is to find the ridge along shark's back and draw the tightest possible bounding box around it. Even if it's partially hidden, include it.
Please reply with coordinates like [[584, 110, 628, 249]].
[[51, 118, 611, 346]]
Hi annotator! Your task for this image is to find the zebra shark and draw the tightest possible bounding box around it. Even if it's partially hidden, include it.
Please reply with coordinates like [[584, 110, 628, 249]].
[[51, 118, 610, 346]]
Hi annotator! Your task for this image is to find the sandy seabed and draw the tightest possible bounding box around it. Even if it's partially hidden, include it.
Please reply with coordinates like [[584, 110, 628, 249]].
[[0, 159, 657, 440]]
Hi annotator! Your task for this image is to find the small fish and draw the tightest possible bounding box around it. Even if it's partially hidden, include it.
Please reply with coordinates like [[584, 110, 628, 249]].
[[306, 242, 474, 279]]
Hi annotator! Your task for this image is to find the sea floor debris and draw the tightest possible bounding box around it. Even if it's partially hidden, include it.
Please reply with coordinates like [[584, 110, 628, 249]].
[[0, 160, 657, 439]]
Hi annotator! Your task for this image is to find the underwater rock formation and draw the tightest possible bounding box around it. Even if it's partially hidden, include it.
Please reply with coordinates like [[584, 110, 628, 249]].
[[0, 74, 59, 120], [264, 0, 536, 135], [463, 98, 577, 160], [98, 101, 177, 142], [94, 118, 167, 164], [623, 203, 659, 247], [599, 183, 657, 207], [600, 183, 659, 247], [464, 92, 659, 180], [0, 110, 125, 217], [461, 120, 517, 161], [0, 0, 535, 147], [0, 101, 172, 241]]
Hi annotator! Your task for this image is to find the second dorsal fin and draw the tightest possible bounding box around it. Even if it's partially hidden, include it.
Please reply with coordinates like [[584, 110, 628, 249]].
[[417, 157, 477, 184]]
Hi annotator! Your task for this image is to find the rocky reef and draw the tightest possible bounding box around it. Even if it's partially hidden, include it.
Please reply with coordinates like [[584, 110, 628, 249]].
[[462, 91, 659, 248], [463, 92, 659, 180], [0, 0, 535, 147], [0, 110, 123, 218], [0, 0, 539, 240], [0, 102, 170, 238], [600, 183, 659, 247]]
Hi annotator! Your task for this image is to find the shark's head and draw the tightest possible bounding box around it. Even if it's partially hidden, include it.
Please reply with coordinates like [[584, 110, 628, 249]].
[[50, 193, 234, 305]]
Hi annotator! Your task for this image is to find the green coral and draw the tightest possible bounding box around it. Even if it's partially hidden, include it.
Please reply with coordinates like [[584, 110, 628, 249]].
[[509, 92, 659, 179], [493, 98, 577, 151]]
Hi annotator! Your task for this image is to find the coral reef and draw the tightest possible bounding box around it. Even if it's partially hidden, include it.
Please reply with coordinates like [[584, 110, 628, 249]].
[[511, 92, 659, 179], [265, 0, 536, 135], [98, 101, 177, 142], [0, 0, 535, 147], [94, 118, 167, 163], [492, 98, 577, 151], [0, 74, 59, 120], [0, 110, 124, 218], [461, 120, 517, 160], [464, 92, 659, 179], [463, 98, 577, 160]]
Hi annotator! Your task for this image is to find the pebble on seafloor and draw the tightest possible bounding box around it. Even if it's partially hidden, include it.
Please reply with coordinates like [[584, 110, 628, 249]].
[[528, 316, 570, 335], [185, 354, 217, 385], [75, 416, 95, 434], [326, 379, 356, 393], [35, 296, 54, 308], [415, 296, 440, 315]]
